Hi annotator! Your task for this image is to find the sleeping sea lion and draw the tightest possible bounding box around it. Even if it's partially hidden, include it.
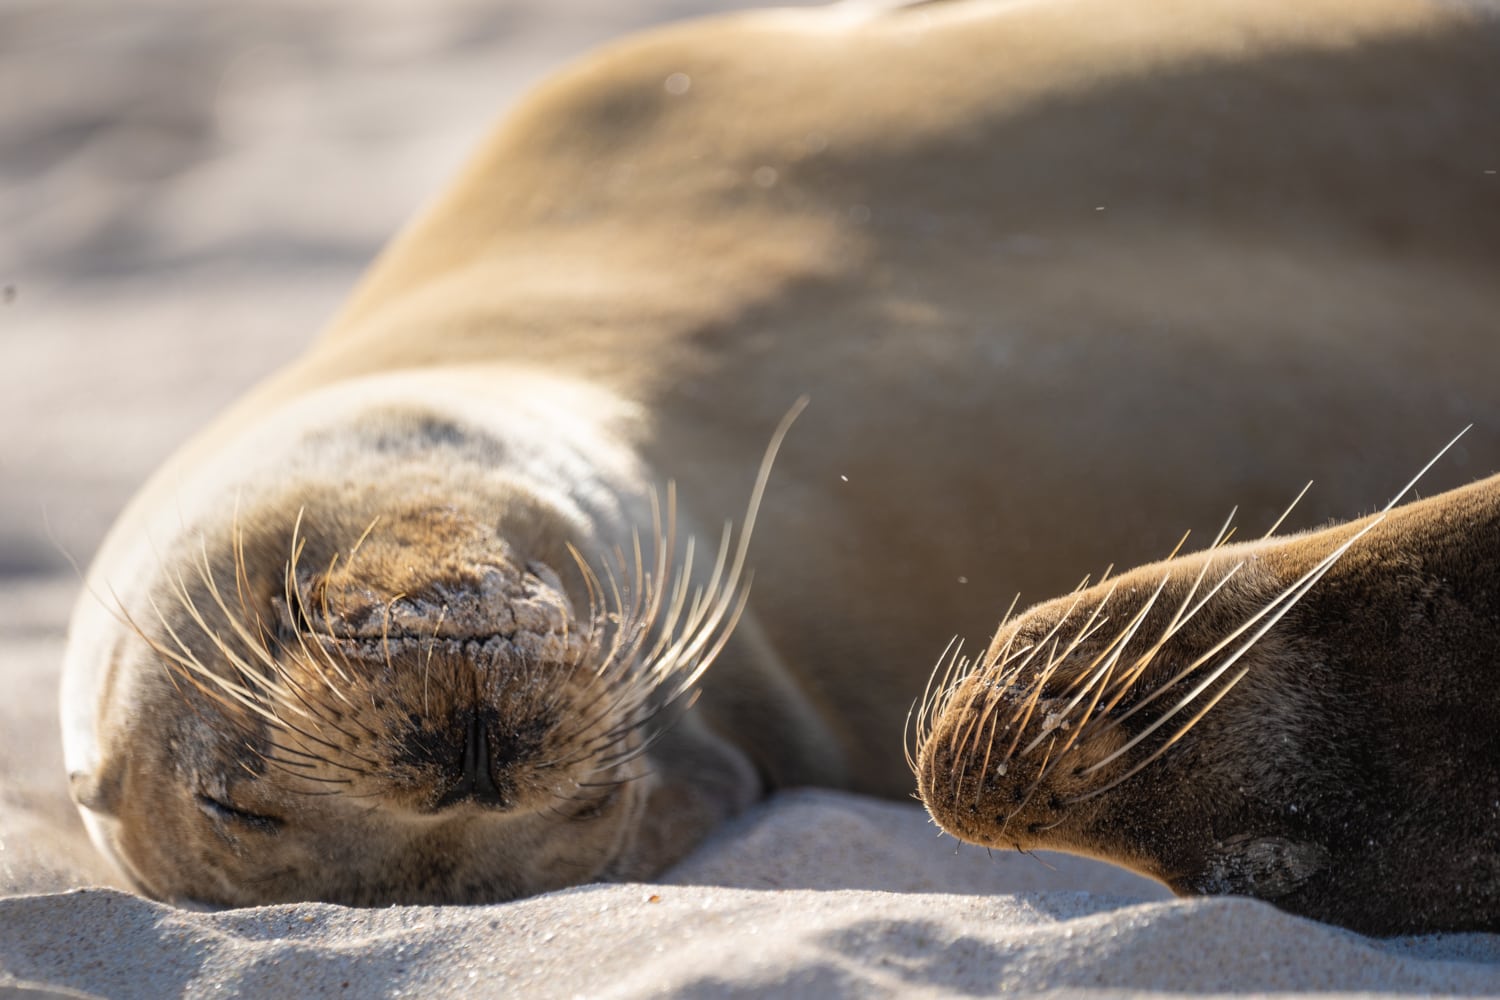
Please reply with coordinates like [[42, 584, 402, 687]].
[[61, 0, 1500, 907]]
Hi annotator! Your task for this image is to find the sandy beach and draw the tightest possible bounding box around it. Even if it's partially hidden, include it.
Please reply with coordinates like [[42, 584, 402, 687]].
[[4, 1, 1500, 996]]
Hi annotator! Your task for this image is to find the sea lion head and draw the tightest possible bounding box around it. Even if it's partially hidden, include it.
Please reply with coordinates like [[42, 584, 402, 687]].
[[915, 470, 1500, 936], [913, 522, 1353, 892], [65, 374, 749, 906]]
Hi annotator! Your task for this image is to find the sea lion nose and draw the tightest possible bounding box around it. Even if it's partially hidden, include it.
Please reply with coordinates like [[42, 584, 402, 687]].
[[434, 711, 508, 810], [286, 565, 527, 642]]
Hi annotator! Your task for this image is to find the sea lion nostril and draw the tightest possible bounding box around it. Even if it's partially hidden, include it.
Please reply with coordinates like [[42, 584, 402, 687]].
[[271, 588, 317, 639], [429, 710, 518, 811], [452, 712, 507, 809]]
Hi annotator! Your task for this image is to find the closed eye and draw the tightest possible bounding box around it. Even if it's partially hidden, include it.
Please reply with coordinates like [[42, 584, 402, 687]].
[[566, 782, 624, 822], [195, 793, 284, 833]]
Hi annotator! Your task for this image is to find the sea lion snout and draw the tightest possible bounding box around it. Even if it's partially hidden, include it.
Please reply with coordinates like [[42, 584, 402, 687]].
[[914, 558, 1265, 862], [397, 698, 555, 814], [279, 503, 579, 642], [281, 557, 583, 656], [252, 512, 604, 817], [917, 673, 1129, 852]]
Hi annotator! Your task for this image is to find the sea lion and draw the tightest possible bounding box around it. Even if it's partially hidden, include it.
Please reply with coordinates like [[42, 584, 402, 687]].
[[915, 463, 1500, 936], [62, 0, 1500, 907]]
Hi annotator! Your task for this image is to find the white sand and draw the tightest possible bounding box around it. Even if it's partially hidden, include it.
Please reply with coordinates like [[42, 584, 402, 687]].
[[3, 1, 1499, 996]]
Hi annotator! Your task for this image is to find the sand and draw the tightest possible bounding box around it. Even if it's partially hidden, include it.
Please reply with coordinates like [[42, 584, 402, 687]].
[[3, 1, 1499, 996]]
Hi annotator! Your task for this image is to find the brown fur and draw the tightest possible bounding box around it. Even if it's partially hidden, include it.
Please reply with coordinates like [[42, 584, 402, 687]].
[[917, 473, 1500, 935], [63, 0, 1500, 907]]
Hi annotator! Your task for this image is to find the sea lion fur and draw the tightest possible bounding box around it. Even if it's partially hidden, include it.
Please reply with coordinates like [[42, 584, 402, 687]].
[[916, 468, 1500, 935], [61, 0, 1500, 909]]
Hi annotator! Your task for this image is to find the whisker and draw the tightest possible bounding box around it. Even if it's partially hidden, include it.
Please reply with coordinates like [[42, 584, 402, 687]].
[[1078, 513, 1386, 783], [976, 593, 1023, 676], [1263, 481, 1313, 540], [906, 636, 962, 775]]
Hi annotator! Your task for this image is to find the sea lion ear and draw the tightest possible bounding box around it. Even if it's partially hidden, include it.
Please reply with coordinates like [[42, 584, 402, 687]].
[[70, 763, 124, 817]]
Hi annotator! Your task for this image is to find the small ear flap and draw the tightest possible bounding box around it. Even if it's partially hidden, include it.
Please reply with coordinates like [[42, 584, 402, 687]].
[[70, 760, 125, 817]]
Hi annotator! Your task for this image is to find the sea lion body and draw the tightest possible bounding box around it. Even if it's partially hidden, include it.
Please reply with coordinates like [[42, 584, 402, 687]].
[[916, 472, 1500, 935], [63, 0, 1500, 906]]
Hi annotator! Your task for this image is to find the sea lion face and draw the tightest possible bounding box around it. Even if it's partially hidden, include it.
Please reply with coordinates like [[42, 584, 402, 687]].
[[65, 398, 710, 906], [915, 544, 1328, 886], [81, 486, 664, 906], [914, 478, 1500, 937]]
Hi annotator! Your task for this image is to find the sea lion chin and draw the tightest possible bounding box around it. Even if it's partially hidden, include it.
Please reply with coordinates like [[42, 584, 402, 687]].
[[916, 471, 1500, 936]]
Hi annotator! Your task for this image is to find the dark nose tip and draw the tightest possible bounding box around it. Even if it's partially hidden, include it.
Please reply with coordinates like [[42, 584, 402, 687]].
[[435, 712, 508, 810]]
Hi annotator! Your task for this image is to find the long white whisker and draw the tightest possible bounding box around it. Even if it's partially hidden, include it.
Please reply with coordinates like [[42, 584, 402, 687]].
[[1080, 513, 1385, 780], [1383, 425, 1470, 513], [1263, 481, 1313, 540]]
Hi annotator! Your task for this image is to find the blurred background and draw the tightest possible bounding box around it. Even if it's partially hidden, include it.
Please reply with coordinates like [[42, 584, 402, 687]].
[[0, 0, 821, 578]]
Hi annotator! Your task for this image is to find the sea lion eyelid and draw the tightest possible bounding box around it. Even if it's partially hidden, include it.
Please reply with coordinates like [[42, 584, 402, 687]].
[[194, 793, 284, 833]]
